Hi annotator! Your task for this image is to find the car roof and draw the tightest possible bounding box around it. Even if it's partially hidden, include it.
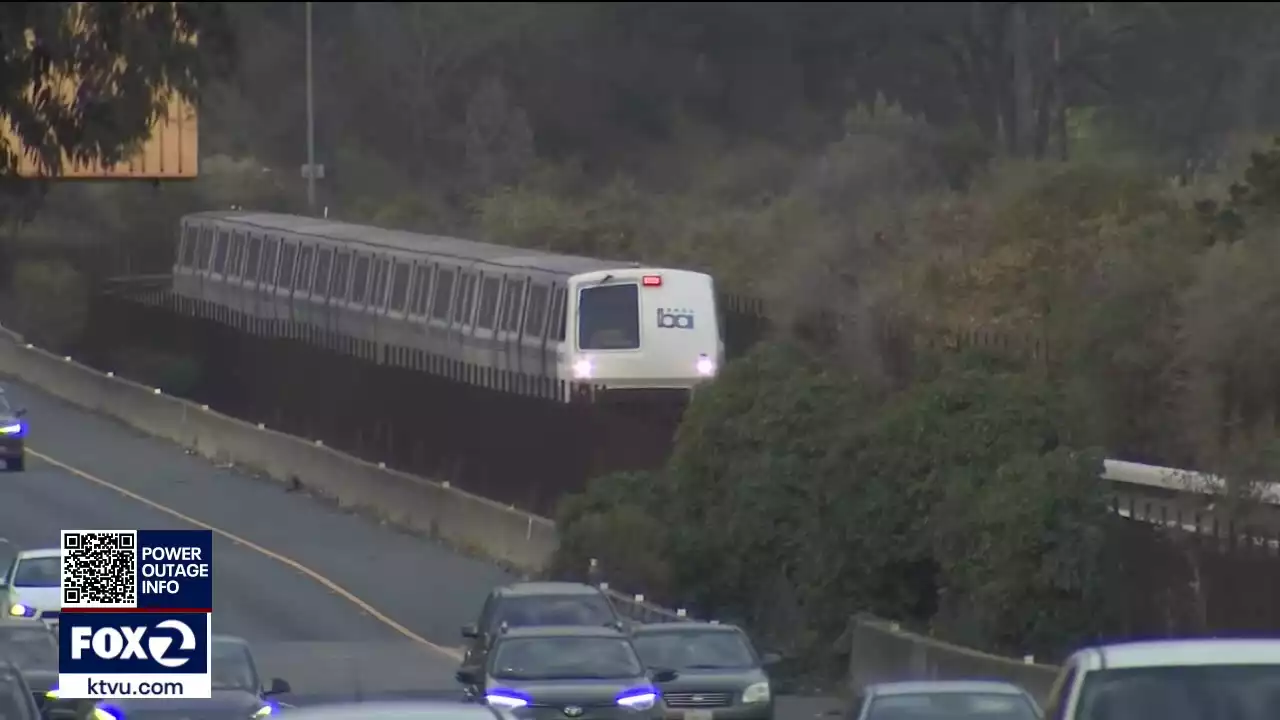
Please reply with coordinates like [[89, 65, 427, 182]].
[[211, 635, 249, 646], [868, 681, 1030, 696], [1072, 638, 1280, 670], [495, 582, 604, 598], [14, 548, 61, 560], [268, 700, 512, 720], [631, 622, 743, 635], [498, 625, 628, 640]]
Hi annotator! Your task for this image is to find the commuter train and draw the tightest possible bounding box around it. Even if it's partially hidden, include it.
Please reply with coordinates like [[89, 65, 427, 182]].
[[169, 211, 725, 401]]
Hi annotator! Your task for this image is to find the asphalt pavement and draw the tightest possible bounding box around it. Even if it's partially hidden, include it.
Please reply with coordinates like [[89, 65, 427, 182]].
[[0, 380, 841, 717]]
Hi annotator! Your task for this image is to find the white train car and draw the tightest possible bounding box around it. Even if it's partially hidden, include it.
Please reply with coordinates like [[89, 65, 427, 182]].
[[169, 211, 725, 401]]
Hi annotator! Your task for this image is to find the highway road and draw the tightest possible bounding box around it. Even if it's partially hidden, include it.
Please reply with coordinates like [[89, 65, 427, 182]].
[[0, 380, 841, 716]]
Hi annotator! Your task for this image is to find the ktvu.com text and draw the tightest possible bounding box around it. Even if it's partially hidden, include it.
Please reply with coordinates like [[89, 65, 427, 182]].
[[57, 613, 214, 699], [58, 529, 216, 700]]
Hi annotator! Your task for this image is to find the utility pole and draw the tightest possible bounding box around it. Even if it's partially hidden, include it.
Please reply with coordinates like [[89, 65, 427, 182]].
[[304, 0, 317, 213]]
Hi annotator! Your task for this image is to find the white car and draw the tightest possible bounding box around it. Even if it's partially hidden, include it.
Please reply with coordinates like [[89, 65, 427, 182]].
[[1, 548, 62, 623], [1043, 637, 1280, 720]]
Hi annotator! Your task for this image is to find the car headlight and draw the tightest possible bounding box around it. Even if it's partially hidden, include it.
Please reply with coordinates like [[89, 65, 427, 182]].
[[572, 357, 594, 379], [93, 708, 123, 720], [252, 704, 275, 718], [742, 682, 771, 704], [8, 603, 35, 618], [617, 689, 658, 711], [485, 689, 532, 709], [0, 423, 22, 435], [45, 688, 61, 700]]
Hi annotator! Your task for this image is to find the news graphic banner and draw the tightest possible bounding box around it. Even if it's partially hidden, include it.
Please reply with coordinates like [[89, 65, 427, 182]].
[[58, 530, 214, 699]]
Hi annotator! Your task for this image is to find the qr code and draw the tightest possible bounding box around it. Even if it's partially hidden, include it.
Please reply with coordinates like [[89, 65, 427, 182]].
[[61, 530, 138, 608]]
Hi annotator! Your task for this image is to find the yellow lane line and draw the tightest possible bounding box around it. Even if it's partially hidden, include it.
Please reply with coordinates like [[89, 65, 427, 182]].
[[27, 447, 464, 662]]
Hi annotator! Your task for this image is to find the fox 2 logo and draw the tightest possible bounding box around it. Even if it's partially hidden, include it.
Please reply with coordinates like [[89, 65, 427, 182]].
[[60, 613, 209, 674], [656, 308, 696, 330]]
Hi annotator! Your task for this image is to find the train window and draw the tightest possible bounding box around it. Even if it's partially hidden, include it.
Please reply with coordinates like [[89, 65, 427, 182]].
[[259, 235, 280, 285], [245, 235, 262, 282], [297, 245, 315, 293], [314, 248, 333, 297], [476, 277, 501, 329], [352, 255, 371, 304], [371, 258, 389, 308], [278, 243, 298, 291], [390, 262, 411, 311], [550, 287, 567, 341], [180, 225, 199, 267], [578, 283, 640, 350], [228, 232, 246, 278], [524, 284, 550, 338], [411, 265, 433, 315], [332, 252, 351, 300], [455, 273, 477, 325], [197, 228, 213, 271], [500, 279, 526, 333], [431, 268, 455, 321], [261, 237, 279, 287], [213, 230, 230, 275]]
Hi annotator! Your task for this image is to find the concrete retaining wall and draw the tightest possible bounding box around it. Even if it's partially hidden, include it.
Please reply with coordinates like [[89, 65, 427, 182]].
[[0, 325, 557, 573]]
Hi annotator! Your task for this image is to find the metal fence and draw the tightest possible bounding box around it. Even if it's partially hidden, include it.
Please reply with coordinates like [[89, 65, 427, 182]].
[[842, 615, 1060, 706]]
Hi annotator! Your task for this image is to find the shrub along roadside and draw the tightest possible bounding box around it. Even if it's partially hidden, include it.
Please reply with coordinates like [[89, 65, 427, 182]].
[[551, 340, 1116, 668]]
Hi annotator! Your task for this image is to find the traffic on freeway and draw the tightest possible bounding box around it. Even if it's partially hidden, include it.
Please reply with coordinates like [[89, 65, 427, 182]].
[[4, 378, 1280, 720]]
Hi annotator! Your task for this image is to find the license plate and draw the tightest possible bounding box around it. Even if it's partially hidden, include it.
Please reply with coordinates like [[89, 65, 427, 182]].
[[684, 712, 713, 720]]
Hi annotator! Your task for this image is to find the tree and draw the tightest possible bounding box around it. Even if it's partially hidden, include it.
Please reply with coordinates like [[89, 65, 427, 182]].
[[0, 3, 232, 180]]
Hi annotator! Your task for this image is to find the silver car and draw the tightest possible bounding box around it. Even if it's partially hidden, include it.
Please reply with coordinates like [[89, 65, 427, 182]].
[[852, 680, 1042, 720]]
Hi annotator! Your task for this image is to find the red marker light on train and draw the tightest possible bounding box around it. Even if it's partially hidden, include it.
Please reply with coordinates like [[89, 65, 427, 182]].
[[642, 275, 662, 287]]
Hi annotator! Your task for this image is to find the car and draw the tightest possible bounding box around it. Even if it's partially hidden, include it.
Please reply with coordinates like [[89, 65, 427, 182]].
[[459, 582, 625, 681], [91, 634, 292, 720], [1042, 637, 1280, 720], [0, 549, 62, 624], [0, 658, 42, 720], [455, 624, 676, 719], [851, 681, 1041, 720], [0, 388, 27, 471], [0, 619, 76, 719], [268, 700, 518, 720], [631, 623, 780, 720]]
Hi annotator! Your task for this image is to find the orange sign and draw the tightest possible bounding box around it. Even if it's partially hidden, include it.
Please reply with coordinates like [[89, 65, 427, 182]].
[[4, 3, 199, 180], [4, 87, 198, 180]]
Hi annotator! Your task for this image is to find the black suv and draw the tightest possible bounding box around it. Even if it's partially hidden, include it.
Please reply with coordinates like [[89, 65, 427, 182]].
[[0, 659, 41, 720], [459, 582, 625, 689]]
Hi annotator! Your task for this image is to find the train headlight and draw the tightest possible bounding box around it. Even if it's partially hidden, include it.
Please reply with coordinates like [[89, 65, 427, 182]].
[[573, 357, 594, 379], [696, 354, 716, 376]]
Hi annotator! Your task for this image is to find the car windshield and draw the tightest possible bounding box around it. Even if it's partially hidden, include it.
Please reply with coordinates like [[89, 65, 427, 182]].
[[0, 673, 30, 719], [11, 558, 59, 588], [632, 630, 758, 670], [0, 394, 11, 416], [1075, 664, 1280, 720], [867, 692, 1038, 720], [490, 636, 644, 680], [210, 641, 258, 691], [0, 627, 57, 671], [491, 594, 617, 629]]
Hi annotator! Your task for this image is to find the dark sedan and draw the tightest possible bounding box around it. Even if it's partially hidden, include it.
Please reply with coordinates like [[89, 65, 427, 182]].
[[92, 635, 291, 720], [631, 623, 778, 720], [0, 389, 27, 472], [0, 619, 74, 718], [457, 625, 674, 720]]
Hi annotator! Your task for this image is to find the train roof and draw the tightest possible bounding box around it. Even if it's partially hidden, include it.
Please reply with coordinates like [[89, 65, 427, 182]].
[[185, 210, 631, 277]]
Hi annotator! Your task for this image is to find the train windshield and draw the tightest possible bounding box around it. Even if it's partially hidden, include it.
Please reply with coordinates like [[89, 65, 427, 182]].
[[578, 283, 640, 350]]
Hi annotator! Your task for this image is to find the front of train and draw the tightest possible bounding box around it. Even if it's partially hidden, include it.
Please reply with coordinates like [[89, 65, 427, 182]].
[[565, 268, 724, 392]]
